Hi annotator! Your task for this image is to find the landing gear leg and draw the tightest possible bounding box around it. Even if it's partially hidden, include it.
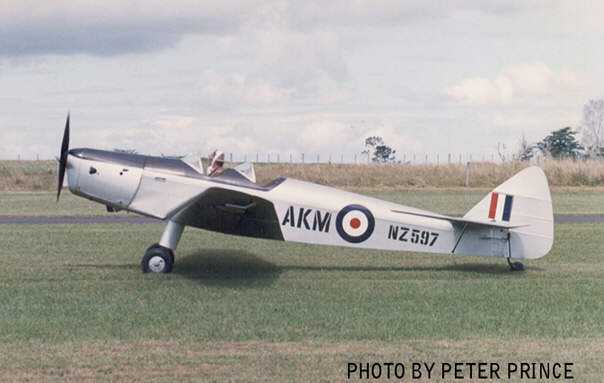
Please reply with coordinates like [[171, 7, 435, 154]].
[[506, 232, 524, 272], [141, 220, 184, 273]]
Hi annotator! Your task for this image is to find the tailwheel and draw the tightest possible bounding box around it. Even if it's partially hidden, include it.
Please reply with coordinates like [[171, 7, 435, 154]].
[[142, 244, 174, 273], [506, 257, 525, 272]]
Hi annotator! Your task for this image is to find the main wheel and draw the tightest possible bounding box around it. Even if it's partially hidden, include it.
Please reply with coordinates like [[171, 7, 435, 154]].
[[142, 244, 174, 273], [146, 243, 175, 267]]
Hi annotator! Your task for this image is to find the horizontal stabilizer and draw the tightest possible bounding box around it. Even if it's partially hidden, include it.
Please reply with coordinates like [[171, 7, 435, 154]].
[[391, 209, 528, 229]]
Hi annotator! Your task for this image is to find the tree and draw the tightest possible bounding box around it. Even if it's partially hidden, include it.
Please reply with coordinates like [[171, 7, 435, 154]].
[[580, 99, 604, 157], [536, 127, 583, 159], [362, 136, 396, 163], [497, 142, 507, 162], [516, 133, 535, 161]]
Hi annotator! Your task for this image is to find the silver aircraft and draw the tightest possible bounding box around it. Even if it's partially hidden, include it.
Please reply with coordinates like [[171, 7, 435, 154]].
[[57, 116, 553, 273]]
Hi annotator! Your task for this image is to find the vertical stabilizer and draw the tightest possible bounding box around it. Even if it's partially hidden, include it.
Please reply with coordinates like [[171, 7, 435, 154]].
[[464, 166, 553, 259]]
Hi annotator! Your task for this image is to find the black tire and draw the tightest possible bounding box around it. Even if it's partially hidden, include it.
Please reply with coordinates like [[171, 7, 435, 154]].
[[142, 245, 174, 273], [167, 249, 175, 269], [510, 262, 525, 272]]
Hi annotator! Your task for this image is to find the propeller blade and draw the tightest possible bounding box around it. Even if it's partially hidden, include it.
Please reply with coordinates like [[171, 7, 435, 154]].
[[57, 114, 70, 202]]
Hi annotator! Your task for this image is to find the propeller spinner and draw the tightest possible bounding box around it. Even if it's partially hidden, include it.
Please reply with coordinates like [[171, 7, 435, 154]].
[[57, 114, 70, 202]]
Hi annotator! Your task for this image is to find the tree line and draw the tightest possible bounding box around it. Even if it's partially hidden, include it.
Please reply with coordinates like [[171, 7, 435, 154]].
[[516, 99, 603, 161], [364, 99, 604, 163]]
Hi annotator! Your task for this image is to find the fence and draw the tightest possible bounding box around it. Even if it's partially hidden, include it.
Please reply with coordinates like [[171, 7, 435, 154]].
[[7, 152, 604, 165], [221, 152, 597, 165]]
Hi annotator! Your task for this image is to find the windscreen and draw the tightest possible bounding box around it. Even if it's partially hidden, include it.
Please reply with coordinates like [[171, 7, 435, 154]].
[[233, 162, 256, 183]]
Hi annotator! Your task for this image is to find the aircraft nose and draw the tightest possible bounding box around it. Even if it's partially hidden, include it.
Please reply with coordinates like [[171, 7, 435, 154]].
[[64, 154, 81, 192]]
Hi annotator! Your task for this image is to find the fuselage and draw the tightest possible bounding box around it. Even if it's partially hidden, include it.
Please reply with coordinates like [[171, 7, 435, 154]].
[[66, 148, 548, 260]]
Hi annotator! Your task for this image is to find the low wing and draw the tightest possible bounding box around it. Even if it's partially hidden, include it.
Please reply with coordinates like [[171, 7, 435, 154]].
[[170, 187, 284, 240]]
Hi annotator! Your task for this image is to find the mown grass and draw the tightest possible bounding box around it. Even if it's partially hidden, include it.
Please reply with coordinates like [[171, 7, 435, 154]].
[[2, 158, 603, 192], [1, 189, 603, 217], [0, 221, 601, 381], [1, 338, 600, 382], [1, 223, 601, 342]]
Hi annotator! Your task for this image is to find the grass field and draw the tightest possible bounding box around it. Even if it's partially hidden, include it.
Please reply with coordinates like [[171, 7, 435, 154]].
[[0, 192, 602, 381]]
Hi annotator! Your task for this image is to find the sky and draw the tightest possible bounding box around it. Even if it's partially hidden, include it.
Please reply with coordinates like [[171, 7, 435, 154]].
[[1, 1, 602, 161]]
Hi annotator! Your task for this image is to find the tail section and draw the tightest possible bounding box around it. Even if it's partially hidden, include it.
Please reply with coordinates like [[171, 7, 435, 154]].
[[464, 166, 553, 259]]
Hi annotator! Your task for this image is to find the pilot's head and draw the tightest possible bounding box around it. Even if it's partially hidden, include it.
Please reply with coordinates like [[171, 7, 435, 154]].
[[209, 150, 225, 172]]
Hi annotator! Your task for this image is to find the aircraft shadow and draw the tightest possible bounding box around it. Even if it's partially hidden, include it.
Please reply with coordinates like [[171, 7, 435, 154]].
[[174, 249, 281, 288], [72, 261, 513, 274], [174, 249, 526, 287]]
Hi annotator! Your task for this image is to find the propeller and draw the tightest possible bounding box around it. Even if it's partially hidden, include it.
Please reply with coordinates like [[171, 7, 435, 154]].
[[57, 113, 70, 202]]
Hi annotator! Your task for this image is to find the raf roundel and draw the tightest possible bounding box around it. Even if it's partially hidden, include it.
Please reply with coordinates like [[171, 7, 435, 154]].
[[336, 204, 375, 243]]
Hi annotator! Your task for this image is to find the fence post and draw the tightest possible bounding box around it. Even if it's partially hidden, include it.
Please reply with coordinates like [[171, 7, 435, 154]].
[[437, 153, 439, 166], [354, 154, 357, 164], [256, 153, 259, 163], [317, 154, 320, 163], [341, 154, 343, 163], [448, 153, 451, 164], [459, 154, 462, 164], [290, 153, 292, 163], [425, 154, 428, 165], [465, 161, 471, 186], [302, 153, 304, 163]]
